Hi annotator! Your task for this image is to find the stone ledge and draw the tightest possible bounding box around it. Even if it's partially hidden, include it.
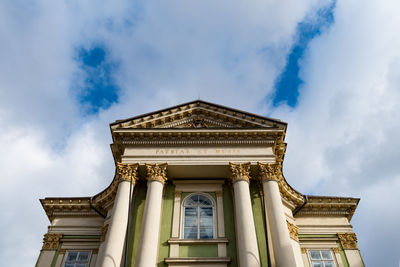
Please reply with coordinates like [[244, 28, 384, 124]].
[[165, 257, 231, 263], [168, 238, 229, 244]]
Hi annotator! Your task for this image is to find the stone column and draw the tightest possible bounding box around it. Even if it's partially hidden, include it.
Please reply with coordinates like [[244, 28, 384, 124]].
[[136, 163, 168, 267], [229, 162, 260, 267], [258, 162, 297, 267], [98, 163, 138, 267]]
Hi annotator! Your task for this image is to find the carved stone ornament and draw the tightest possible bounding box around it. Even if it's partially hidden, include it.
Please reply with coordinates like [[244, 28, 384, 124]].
[[287, 221, 299, 241], [101, 224, 109, 242], [116, 162, 139, 183], [42, 233, 62, 250], [258, 162, 281, 182], [332, 247, 340, 254], [301, 248, 307, 254], [146, 163, 168, 184], [229, 162, 251, 183], [338, 233, 358, 249]]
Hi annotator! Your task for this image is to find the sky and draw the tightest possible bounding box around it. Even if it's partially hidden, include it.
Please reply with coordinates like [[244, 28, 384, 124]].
[[0, 0, 399, 266]]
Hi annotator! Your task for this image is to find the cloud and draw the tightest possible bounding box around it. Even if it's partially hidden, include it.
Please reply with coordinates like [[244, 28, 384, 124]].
[[272, 1, 400, 265]]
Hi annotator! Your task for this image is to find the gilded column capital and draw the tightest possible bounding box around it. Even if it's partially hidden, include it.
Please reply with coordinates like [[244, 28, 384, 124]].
[[258, 162, 281, 183], [229, 162, 251, 183], [42, 233, 62, 250], [145, 163, 168, 184], [287, 221, 299, 241], [338, 233, 358, 249], [116, 162, 139, 183]]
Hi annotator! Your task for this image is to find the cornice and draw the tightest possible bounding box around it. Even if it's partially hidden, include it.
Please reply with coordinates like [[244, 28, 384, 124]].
[[294, 196, 359, 221], [40, 198, 96, 221]]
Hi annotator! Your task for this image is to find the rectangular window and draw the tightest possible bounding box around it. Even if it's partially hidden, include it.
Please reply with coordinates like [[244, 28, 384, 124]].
[[308, 250, 336, 267], [64, 251, 91, 267]]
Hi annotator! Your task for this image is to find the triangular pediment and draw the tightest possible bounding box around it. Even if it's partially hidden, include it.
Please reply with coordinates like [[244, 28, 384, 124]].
[[110, 100, 286, 130]]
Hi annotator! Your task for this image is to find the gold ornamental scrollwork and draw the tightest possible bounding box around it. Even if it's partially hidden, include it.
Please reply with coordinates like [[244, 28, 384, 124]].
[[116, 162, 139, 183], [287, 221, 299, 241], [145, 163, 168, 184], [338, 233, 358, 249], [42, 233, 62, 250], [258, 162, 281, 182], [229, 162, 251, 183]]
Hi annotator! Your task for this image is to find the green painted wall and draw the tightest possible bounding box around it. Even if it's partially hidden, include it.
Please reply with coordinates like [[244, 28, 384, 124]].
[[223, 184, 237, 266], [337, 241, 350, 267], [127, 182, 147, 267], [157, 183, 175, 267], [179, 244, 218, 257], [250, 182, 269, 267]]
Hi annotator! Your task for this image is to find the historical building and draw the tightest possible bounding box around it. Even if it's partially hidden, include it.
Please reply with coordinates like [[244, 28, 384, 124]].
[[36, 100, 364, 267]]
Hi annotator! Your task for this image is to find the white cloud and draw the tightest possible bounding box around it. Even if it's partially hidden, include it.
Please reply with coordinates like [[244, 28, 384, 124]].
[[272, 0, 400, 265]]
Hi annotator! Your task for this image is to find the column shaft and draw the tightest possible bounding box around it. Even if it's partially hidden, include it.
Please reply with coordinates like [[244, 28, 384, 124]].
[[234, 180, 261, 267], [263, 180, 297, 267], [99, 180, 133, 267], [135, 180, 164, 267]]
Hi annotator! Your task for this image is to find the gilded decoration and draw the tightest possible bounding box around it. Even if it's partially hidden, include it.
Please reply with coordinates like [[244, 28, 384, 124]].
[[101, 224, 109, 242], [332, 247, 340, 254], [146, 163, 168, 184], [301, 248, 307, 254], [116, 162, 139, 183], [229, 162, 251, 183], [338, 233, 358, 249], [42, 233, 62, 250], [258, 162, 280, 182], [287, 221, 299, 241]]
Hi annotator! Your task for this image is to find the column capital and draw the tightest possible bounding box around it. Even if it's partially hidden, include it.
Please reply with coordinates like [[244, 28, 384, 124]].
[[338, 232, 358, 249], [42, 233, 62, 250], [145, 163, 168, 184], [229, 162, 251, 183], [258, 162, 281, 182], [287, 221, 299, 241], [116, 162, 139, 183]]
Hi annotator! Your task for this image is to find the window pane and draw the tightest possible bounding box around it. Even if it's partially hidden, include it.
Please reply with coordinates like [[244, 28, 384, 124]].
[[312, 261, 323, 267], [78, 252, 90, 261], [198, 195, 212, 206], [199, 227, 213, 239], [67, 252, 78, 261], [310, 251, 321, 260], [76, 264, 87, 267], [321, 250, 332, 260], [324, 262, 335, 267], [64, 264, 74, 267], [184, 227, 197, 238]]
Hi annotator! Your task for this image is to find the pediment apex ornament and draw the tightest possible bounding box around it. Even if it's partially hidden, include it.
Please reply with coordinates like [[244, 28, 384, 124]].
[[116, 162, 139, 183], [146, 163, 168, 184], [258, 162, 281, 182], [338, 233, 358, 249], [229, 162, 251, 183]]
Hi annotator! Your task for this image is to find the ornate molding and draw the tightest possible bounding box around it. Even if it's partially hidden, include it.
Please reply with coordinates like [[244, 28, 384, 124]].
[[146, 163, 168, 184], [42, 233, 62, 250], [116, 162, 139, 183], [101, 224, 109, 242], [332, 247, 340, 254], [229, 162, 251, 183], [287, 221, 299, 241], [338, 233, 358, 249], [258, 162, 280, 182], [301, 248, 307, 254]]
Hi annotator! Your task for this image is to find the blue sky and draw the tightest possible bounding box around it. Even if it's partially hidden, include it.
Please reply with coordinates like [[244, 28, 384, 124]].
[[1, 0, 400, 266]]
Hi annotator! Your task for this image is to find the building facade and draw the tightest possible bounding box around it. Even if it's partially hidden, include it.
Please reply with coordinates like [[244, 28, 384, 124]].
[[37, 100, 364, 267]]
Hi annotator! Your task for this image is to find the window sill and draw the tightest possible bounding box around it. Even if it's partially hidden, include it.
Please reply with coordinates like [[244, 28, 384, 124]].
[[168, 238, 229, 244]]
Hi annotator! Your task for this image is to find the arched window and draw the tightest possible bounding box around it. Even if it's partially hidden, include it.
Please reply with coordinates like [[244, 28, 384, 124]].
[[182, 193, 215, 239]]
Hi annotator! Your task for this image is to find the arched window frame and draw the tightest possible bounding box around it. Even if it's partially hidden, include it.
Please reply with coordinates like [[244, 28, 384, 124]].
[[181, 192, 216, 239]]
